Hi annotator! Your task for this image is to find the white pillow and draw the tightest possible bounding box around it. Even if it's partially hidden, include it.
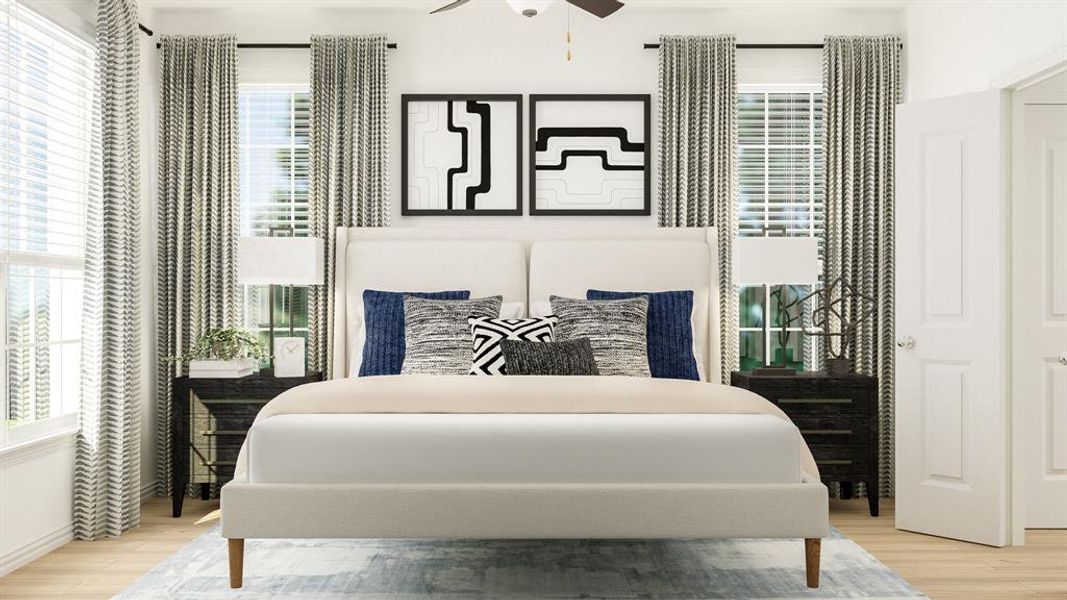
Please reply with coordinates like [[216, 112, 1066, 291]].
[[350, 300, 525, 377], [530, 300, 552, 318], [500, 302, 524, 319]]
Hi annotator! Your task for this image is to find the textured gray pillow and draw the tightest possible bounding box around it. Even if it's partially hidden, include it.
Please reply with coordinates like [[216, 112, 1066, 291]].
[[401, 295, 503, 375], [549, 295, 651, 377], [500, 338, 600, 376]]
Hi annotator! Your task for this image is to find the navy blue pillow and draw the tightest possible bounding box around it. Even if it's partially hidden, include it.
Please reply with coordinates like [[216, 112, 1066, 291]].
[[586, 289, 699, 381], [359, 289, 470, 376]]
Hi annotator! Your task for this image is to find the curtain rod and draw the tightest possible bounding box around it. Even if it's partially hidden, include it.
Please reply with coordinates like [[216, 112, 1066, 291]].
[[136, 23, 399, 49], [153, 42, 398, 49], [643, 42, 903, 49], [645, 43, 821, 49]]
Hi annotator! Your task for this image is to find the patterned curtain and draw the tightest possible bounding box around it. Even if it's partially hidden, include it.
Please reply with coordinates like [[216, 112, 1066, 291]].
[[822, 35, 902, 498], [307, 35, 390, 379], [656, 34, 738, 384], [155, 35, 240, 496], [74, 0, 141, 540]]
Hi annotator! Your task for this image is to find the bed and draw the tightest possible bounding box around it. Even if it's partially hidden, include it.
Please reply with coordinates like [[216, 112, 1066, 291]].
[[220, 227, 829, 589]]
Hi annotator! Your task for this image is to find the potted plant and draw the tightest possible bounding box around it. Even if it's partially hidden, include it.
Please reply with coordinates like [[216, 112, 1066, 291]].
[[170, 328, 270, 378]]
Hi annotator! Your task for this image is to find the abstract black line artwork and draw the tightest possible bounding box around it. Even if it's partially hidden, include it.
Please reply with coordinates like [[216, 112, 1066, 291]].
[[402, 94, 522, 216], [530, 95, 651, 216]]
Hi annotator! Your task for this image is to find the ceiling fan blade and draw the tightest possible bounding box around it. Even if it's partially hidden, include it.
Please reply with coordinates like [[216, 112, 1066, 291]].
[[565, 0, 625, 18], [430, 0, 472, 15]]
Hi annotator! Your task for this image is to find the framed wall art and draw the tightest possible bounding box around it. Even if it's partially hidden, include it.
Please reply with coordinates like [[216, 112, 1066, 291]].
[[401, 94, 522, 216], [529, 94, 651, 216]]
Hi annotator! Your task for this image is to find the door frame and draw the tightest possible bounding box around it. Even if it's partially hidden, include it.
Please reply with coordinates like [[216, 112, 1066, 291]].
[[1003, 48, 1067, 547]]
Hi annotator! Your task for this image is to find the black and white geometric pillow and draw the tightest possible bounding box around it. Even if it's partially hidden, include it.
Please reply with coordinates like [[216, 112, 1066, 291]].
[[468, 316, 558, 376]]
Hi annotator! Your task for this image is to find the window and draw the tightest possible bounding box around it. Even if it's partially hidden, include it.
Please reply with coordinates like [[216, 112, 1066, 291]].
[[0, 1, 96, 437], [238, 85, 311, 344], [737, 86, 824, 373]]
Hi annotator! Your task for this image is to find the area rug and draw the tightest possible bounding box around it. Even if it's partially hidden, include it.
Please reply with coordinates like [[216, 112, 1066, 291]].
[[116, 527, 923, 599]]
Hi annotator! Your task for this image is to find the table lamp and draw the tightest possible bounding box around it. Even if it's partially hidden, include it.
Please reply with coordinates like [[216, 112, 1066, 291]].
[[735, 235, 821, 375], [237, 235, 324, 376]]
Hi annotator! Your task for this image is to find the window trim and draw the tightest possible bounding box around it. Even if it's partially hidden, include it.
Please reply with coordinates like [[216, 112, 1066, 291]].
[[0, 233, 88, 451], [0, 412, 78, 454]]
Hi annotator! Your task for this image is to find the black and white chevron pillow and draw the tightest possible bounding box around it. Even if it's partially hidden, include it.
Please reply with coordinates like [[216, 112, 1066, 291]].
[[468, 316, 558, 376]]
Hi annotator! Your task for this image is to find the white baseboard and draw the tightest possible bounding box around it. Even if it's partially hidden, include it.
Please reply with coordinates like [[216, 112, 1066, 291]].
[[0, 483, 159, 577], [141, 480, 158, 504], [0, 522, 73, 577]]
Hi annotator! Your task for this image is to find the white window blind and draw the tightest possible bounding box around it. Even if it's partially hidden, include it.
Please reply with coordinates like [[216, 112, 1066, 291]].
[[0, 0, 96, 433], [238, 85, 311, 339], [239, 86, 310, 237], [737, 86, 824, 373], [738, 87, 823, 238]]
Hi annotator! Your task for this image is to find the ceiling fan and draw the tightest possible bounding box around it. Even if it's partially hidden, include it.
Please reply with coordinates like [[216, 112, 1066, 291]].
[[431, 0, 625, 19]]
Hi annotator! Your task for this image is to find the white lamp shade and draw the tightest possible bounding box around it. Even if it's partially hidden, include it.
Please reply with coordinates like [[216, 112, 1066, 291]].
[[734, 237, 821, 285], [237, 237, 324, 285]]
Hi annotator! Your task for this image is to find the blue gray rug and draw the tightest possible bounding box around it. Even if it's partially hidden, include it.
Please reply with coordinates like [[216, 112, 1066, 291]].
[[117, 527, 923, 599]]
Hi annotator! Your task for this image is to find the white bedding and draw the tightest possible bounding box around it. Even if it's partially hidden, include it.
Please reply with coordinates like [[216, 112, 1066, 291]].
[[247, 413, 803, 485]]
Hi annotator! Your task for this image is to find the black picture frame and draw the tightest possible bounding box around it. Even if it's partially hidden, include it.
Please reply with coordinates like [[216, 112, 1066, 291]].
[[529, 94, 651, 216], [401, 94, 523, 216]]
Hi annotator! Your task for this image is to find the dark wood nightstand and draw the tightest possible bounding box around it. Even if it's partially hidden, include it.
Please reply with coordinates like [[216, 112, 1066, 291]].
[[170, 371, 322, 517], [730, 371, 880, 516]]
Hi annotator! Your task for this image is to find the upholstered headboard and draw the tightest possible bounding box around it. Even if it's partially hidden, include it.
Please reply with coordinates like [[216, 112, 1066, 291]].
[[332, 227, 721, 380]]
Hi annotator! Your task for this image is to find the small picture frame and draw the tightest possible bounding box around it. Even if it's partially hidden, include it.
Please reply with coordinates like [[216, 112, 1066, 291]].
[[273, 337, 306, 378]]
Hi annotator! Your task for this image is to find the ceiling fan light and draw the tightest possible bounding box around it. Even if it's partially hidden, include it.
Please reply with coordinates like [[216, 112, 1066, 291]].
[[506, 0, 553, 17]]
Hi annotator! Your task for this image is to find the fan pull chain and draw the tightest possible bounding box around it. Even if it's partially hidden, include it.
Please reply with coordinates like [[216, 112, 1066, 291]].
[[566, 4, 572, 61]]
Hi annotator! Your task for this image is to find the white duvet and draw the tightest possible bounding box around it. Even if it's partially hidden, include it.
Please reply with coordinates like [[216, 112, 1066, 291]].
[[233, 375, 820, 481]]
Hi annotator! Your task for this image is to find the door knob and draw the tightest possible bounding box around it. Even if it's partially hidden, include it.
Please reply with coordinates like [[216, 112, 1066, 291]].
[[896, 336, 915, 350], [1059, 352, 1067, 366]]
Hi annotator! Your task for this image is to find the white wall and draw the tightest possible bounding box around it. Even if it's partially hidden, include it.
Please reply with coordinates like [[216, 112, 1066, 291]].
[[147, 2, 903, 227], [138, 0, 160, 502], [905, 0, 1067, 101], [0, 436, 75, 575]]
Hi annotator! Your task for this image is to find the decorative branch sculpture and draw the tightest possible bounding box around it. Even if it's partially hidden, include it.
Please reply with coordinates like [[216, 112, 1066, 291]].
[[779, 277, 876, 375]]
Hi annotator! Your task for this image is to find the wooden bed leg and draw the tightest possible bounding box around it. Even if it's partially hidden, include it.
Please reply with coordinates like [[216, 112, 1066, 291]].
[[228, 538, 244, 589], [804, 538, 821, 588]]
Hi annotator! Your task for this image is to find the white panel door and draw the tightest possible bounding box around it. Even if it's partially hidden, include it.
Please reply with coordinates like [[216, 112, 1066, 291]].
[[895, 90, 1009, 546], [1016, 100, 1067, 529]]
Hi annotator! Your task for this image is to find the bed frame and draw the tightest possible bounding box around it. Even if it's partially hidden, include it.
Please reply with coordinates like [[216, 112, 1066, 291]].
[[220, 227, 829, 589]]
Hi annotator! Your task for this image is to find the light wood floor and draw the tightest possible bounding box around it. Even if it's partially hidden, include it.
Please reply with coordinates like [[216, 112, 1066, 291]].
[[0, 498, 1064, 599], [831, 500, 1066, 600]]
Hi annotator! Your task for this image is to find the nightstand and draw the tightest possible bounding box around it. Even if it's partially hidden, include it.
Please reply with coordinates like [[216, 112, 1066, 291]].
[[730, 371, 880, 516], [170, 371, 322, 517]]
